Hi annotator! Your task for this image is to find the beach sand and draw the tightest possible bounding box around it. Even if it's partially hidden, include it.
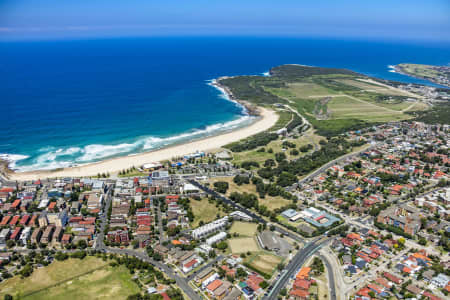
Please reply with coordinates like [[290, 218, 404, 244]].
[[6, 107, 278, 181]]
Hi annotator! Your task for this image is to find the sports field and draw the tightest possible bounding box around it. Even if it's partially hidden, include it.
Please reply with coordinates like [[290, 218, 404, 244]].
[[229, 221, 258, 237], [327, 96, 409, 122], [0, 257, 140, 300], [246, 252, 283, 275], [228, 237, 260, 253]]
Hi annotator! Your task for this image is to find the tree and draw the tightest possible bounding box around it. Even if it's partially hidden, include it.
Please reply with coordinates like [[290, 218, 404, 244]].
[[6, 240, 15, 249], [213, 181, 229, 194], [208, 250, 216, 259], [236, 267, 247, 278], [216, 242, 228, 250], [77, 239, 88, 249], [275, 152, 286, 162]]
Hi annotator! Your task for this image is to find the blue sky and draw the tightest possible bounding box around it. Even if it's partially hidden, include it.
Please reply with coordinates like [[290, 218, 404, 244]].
[[0, 0, 449, 41]]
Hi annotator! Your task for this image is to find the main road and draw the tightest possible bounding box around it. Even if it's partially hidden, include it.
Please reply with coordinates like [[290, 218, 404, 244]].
[[263, 237, 332, 300], [298, 143, 375, 185]]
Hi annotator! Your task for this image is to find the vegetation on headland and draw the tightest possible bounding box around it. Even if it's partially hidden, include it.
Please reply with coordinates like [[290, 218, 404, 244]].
[[219, 64, 427, 138], [394, 63, 450, 87]]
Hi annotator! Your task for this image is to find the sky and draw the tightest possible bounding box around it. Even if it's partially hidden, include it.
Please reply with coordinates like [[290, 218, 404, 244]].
[[0, 0, 449, 41]]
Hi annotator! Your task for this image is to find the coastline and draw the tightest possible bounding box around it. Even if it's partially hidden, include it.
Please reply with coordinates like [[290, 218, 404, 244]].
[[390, 64, 450, 88], [210, 77, 261, 116], [4, 105, 278, 181]]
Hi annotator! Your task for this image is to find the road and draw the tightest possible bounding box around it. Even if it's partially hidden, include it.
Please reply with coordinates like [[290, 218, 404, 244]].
[[281, 103, 318, 151], [94, 184, 112, 250], [317, 253, 337, 300], [263, 237, 331, 300], [298, 144, 375, 185], [186, 254, 224, 281], [155, 201, 166, 242]]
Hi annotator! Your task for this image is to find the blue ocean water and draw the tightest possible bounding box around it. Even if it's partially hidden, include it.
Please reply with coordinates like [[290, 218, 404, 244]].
[[1, 37, 449, 171]]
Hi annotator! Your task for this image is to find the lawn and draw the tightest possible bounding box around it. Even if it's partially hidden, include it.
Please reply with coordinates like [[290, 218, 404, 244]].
[[0, 257, 140, 300], [229, 221, 258, 237], [327, 96, 409, 122], [284, 82, 337, 98], [209, 177, 290, 210], [335, 78, 409, 96], [190, 197, 224, 227], [228, 237, 260, 254], [245, 252, 283, 276]]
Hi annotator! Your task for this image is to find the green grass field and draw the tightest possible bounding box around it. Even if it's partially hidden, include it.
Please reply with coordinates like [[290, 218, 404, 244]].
[[209, 177, 290, 210], [0, 257, 140, 300], [229, 221, 258, 237], [327, 96, 409, 122], [228, 237, 260, 254], [190, 197, 225, 227], [245, 252, 283, 276]]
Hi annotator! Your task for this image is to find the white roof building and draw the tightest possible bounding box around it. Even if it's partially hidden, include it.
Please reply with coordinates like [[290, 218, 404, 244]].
[[206, 231, 227, 246], [19, 227, 31, 245], [38, 198, 49, 209], [183, 183, 199, 193], [431, 273, 449, 288], [229, 211, 252, 221], [192, 216, 228, 239]]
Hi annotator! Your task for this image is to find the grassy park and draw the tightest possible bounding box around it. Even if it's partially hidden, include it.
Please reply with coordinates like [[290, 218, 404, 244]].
[[0, 257, 140, 300], [228, 237, 260, 253], [246, 253, 283, 276], [229, 221, 258, 237], [190, 197, 225, 227], [209, 177, 290, 210]]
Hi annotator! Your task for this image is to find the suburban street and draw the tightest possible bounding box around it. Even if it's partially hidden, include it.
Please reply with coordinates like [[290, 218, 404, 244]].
[[264, 237, 332, 300]]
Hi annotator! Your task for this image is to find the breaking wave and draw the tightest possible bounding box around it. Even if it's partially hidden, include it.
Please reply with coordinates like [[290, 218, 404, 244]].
[[7, 115, 254, 172]]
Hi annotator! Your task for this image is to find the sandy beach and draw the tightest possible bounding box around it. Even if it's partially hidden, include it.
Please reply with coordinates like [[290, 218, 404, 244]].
[[6, 107, 278, 181]]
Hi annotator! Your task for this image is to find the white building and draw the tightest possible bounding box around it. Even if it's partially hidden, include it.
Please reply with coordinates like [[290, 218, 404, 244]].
[[182, 183, 199, 193], [38, 198, 49, 209], [431, 273, 449, 288], [229, 211, 252, 221], [0, 228, 10, 246], [192, 217, 228, 239], [19, 227, 31, 245], [206, 231, 227, 246]]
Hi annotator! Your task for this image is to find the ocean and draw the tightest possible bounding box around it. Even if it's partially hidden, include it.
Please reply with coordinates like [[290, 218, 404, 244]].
[[1, 37, 449, 171]]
